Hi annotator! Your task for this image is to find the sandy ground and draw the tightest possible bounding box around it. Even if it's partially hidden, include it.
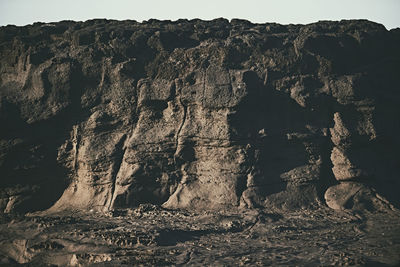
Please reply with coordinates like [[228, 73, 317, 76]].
[[1, 205, 400, 266]]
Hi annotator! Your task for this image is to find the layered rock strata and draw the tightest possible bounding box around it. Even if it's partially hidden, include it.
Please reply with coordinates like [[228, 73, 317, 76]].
[[0, 19, 399, 213]]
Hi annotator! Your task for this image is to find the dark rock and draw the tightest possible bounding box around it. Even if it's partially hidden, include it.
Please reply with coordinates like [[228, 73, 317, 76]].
[[0, 19, 399, 213]]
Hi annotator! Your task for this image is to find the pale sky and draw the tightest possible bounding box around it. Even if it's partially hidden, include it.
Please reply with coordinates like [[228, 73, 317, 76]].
[[1, 0, 399, 29]]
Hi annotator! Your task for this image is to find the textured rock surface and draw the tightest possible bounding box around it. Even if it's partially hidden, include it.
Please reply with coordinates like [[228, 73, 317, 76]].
[[1, 205, 400, 266], [1, 19, 399, 213]]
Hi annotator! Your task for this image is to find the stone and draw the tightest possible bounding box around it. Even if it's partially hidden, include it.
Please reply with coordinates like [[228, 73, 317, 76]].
[[0, 19, 399, 213], [325, 182, 393, 211]]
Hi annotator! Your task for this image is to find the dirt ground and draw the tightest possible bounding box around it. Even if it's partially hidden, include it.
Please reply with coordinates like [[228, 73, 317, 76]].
[[1, 205, 400, 266]]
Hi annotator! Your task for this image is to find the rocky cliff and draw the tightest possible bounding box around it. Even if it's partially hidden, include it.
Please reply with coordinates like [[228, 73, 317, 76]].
[[1, 19, 399, 214]]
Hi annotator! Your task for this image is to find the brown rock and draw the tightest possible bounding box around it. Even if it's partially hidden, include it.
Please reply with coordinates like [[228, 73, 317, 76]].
[[1, 19, 399, 213], [325, 182, 394, 211]]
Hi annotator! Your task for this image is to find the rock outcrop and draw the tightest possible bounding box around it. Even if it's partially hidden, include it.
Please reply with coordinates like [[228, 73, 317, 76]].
[[1, 19, 399, 213]]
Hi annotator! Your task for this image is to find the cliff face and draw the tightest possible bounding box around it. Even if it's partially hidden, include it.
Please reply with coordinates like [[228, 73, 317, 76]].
[[1, 19, 399, 213]]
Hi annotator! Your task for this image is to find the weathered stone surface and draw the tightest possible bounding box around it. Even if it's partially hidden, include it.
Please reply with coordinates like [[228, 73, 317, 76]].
[[324, 182, 395, 211], [0, 19, 399, 213]]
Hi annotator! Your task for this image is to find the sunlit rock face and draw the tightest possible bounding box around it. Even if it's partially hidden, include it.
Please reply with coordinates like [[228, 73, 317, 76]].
[[1, 19, 399, 213]]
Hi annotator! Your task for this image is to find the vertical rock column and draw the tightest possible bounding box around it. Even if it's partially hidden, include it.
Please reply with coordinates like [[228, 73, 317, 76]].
[[325, 112, 387, 210]]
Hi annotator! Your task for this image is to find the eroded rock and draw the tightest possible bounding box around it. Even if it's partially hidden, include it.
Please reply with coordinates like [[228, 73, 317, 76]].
[[1, 19, 399, 213], [324, 182, 394, 211]]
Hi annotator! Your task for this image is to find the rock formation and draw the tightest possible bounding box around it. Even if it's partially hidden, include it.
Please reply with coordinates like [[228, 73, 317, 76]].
[[1, 19, 399, 213]]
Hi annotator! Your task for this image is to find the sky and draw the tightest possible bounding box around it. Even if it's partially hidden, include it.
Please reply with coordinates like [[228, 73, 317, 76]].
[[0, 0, 399, 30]]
